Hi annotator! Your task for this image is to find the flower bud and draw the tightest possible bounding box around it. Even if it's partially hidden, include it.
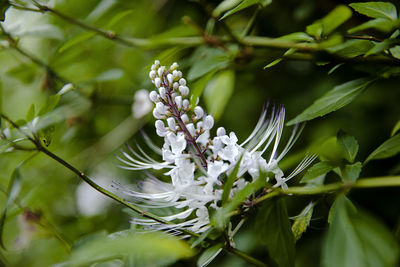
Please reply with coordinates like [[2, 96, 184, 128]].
[[182, 99, 189, 110], [179, 86, 189, 96], [181, 114, 189, 123], [153, 108, 163, 119], [170, 62, 179, 71], [179, 78, 186, 86], [186, 123, 196, 136], [167, 74, 173, 84], [173, 82, 179, 90], [154, 77, 161, 88], [149, 70, 156, 80], [155, 120, 165, 130], [149, 91, 158, 103], [204, 115, 214, 130], [167, 118, 176, 131], [172, 70, 182, 80], [217, 127, 226, 137], [157, 66, 165, 77], [175, 95, 182, 109], [159, 87, 166, 100], [194, 106, 204, 119]]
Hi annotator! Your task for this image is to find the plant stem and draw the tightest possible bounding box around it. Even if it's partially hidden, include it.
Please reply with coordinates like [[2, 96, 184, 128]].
[[253, 176, 400, 205], [0, 24, 67, 86], [0, 113, 198, 237]]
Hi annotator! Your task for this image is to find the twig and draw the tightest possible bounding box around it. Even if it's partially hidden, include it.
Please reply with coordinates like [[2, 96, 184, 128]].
[[253, 176, 400, 205], [0, 24, 67, 86], [345, 35, 383, 42]]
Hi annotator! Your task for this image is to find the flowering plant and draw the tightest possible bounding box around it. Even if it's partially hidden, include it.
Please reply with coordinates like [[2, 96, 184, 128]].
[[117, 60, 316, 235]]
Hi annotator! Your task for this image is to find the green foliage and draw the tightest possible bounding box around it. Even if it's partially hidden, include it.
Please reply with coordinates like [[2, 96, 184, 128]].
[[322, 195, 399, 267], [66, 231, 194, 266], [256, 198, 295, 267], [221, 155, 243, 205], [0, 0, 399, 266], [337, 131, 359, 163], [291, 202, 315, 242], [204, 69, 235, 121], [306, 5, 352, 39], [301, 161, 335, 183], [287, 78, 375, 125], [349, 2, 400, 33], [188, 48, 231, 81], [197, 244, 223, 267], [212, 174, 265, 229], [219, 0, 271, 20], [349, 2, 398, 20], [365, 134, 400, 163]]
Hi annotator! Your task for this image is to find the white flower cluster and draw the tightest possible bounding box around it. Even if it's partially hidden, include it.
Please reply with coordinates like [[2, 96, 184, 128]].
[[117, 60, 315, 234]]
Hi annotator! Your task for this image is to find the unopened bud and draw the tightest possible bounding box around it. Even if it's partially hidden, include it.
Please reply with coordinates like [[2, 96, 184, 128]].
[[217, 127, 226, 136], [167, 118, 176, 131], [204, 115, 214, 130], [194, 106, 204, 119], [149, 91, 158, 103]]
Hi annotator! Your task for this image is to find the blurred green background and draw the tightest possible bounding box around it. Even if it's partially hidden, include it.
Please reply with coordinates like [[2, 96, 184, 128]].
[[0, 0, 399, 266]]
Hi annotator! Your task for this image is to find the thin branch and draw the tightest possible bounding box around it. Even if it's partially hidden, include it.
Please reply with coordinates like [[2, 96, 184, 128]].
[[1, 112, 268, 266], [226, 246, 268, 267], [253, 176, 400, 205], [0, 24, 67, 86], [345, 35, 383, 42], [0, 113, 195, 236]]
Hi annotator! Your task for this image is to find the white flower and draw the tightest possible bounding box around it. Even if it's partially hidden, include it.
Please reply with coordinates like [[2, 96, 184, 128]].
[[117, 61, 315, 235]]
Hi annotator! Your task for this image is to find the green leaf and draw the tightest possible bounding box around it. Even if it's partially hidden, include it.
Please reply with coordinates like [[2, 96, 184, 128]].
[[0, 0, 9, 21], [38, 94, 60, 116], [389, 46, 400, 59], [197, 244, 223, 267], [365, 134, 400, 163], [69, 231, 193, 266], [328, 39, 375, 58], [191, 228, 214, 248], [58, 32, 96, 53], [221, 155, 243, 205], [322, 195, 399, 267], [0, 166, 23, 249], [365, 37, 400, 57], [306, 5, 352, 38], [349, 2, 398, 20], [264, 58, 283, 69], [188, 49, 230, 81], [212, 176, 266, 229], [287, 78, 375, 125], [220, 0, 271, 20], [340, 162, 362, 182], [301, 161, 336, 183], [204, 69, 235, 121], [95, 68, 124, 82], [256, 198, 295, 267], [291, 202, 315, 242], [278, 32, 314, 42], [391, 120, 400, 136], [264, 48, 297, 69], [106, 10, 134, 28], [190, 71, 217, 107], [348, 18, 399, 34], [25, 104, 35, 122], [337, 131, 359, 163], [6, 63, 37, 84], [213, 0, 242, 17]]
